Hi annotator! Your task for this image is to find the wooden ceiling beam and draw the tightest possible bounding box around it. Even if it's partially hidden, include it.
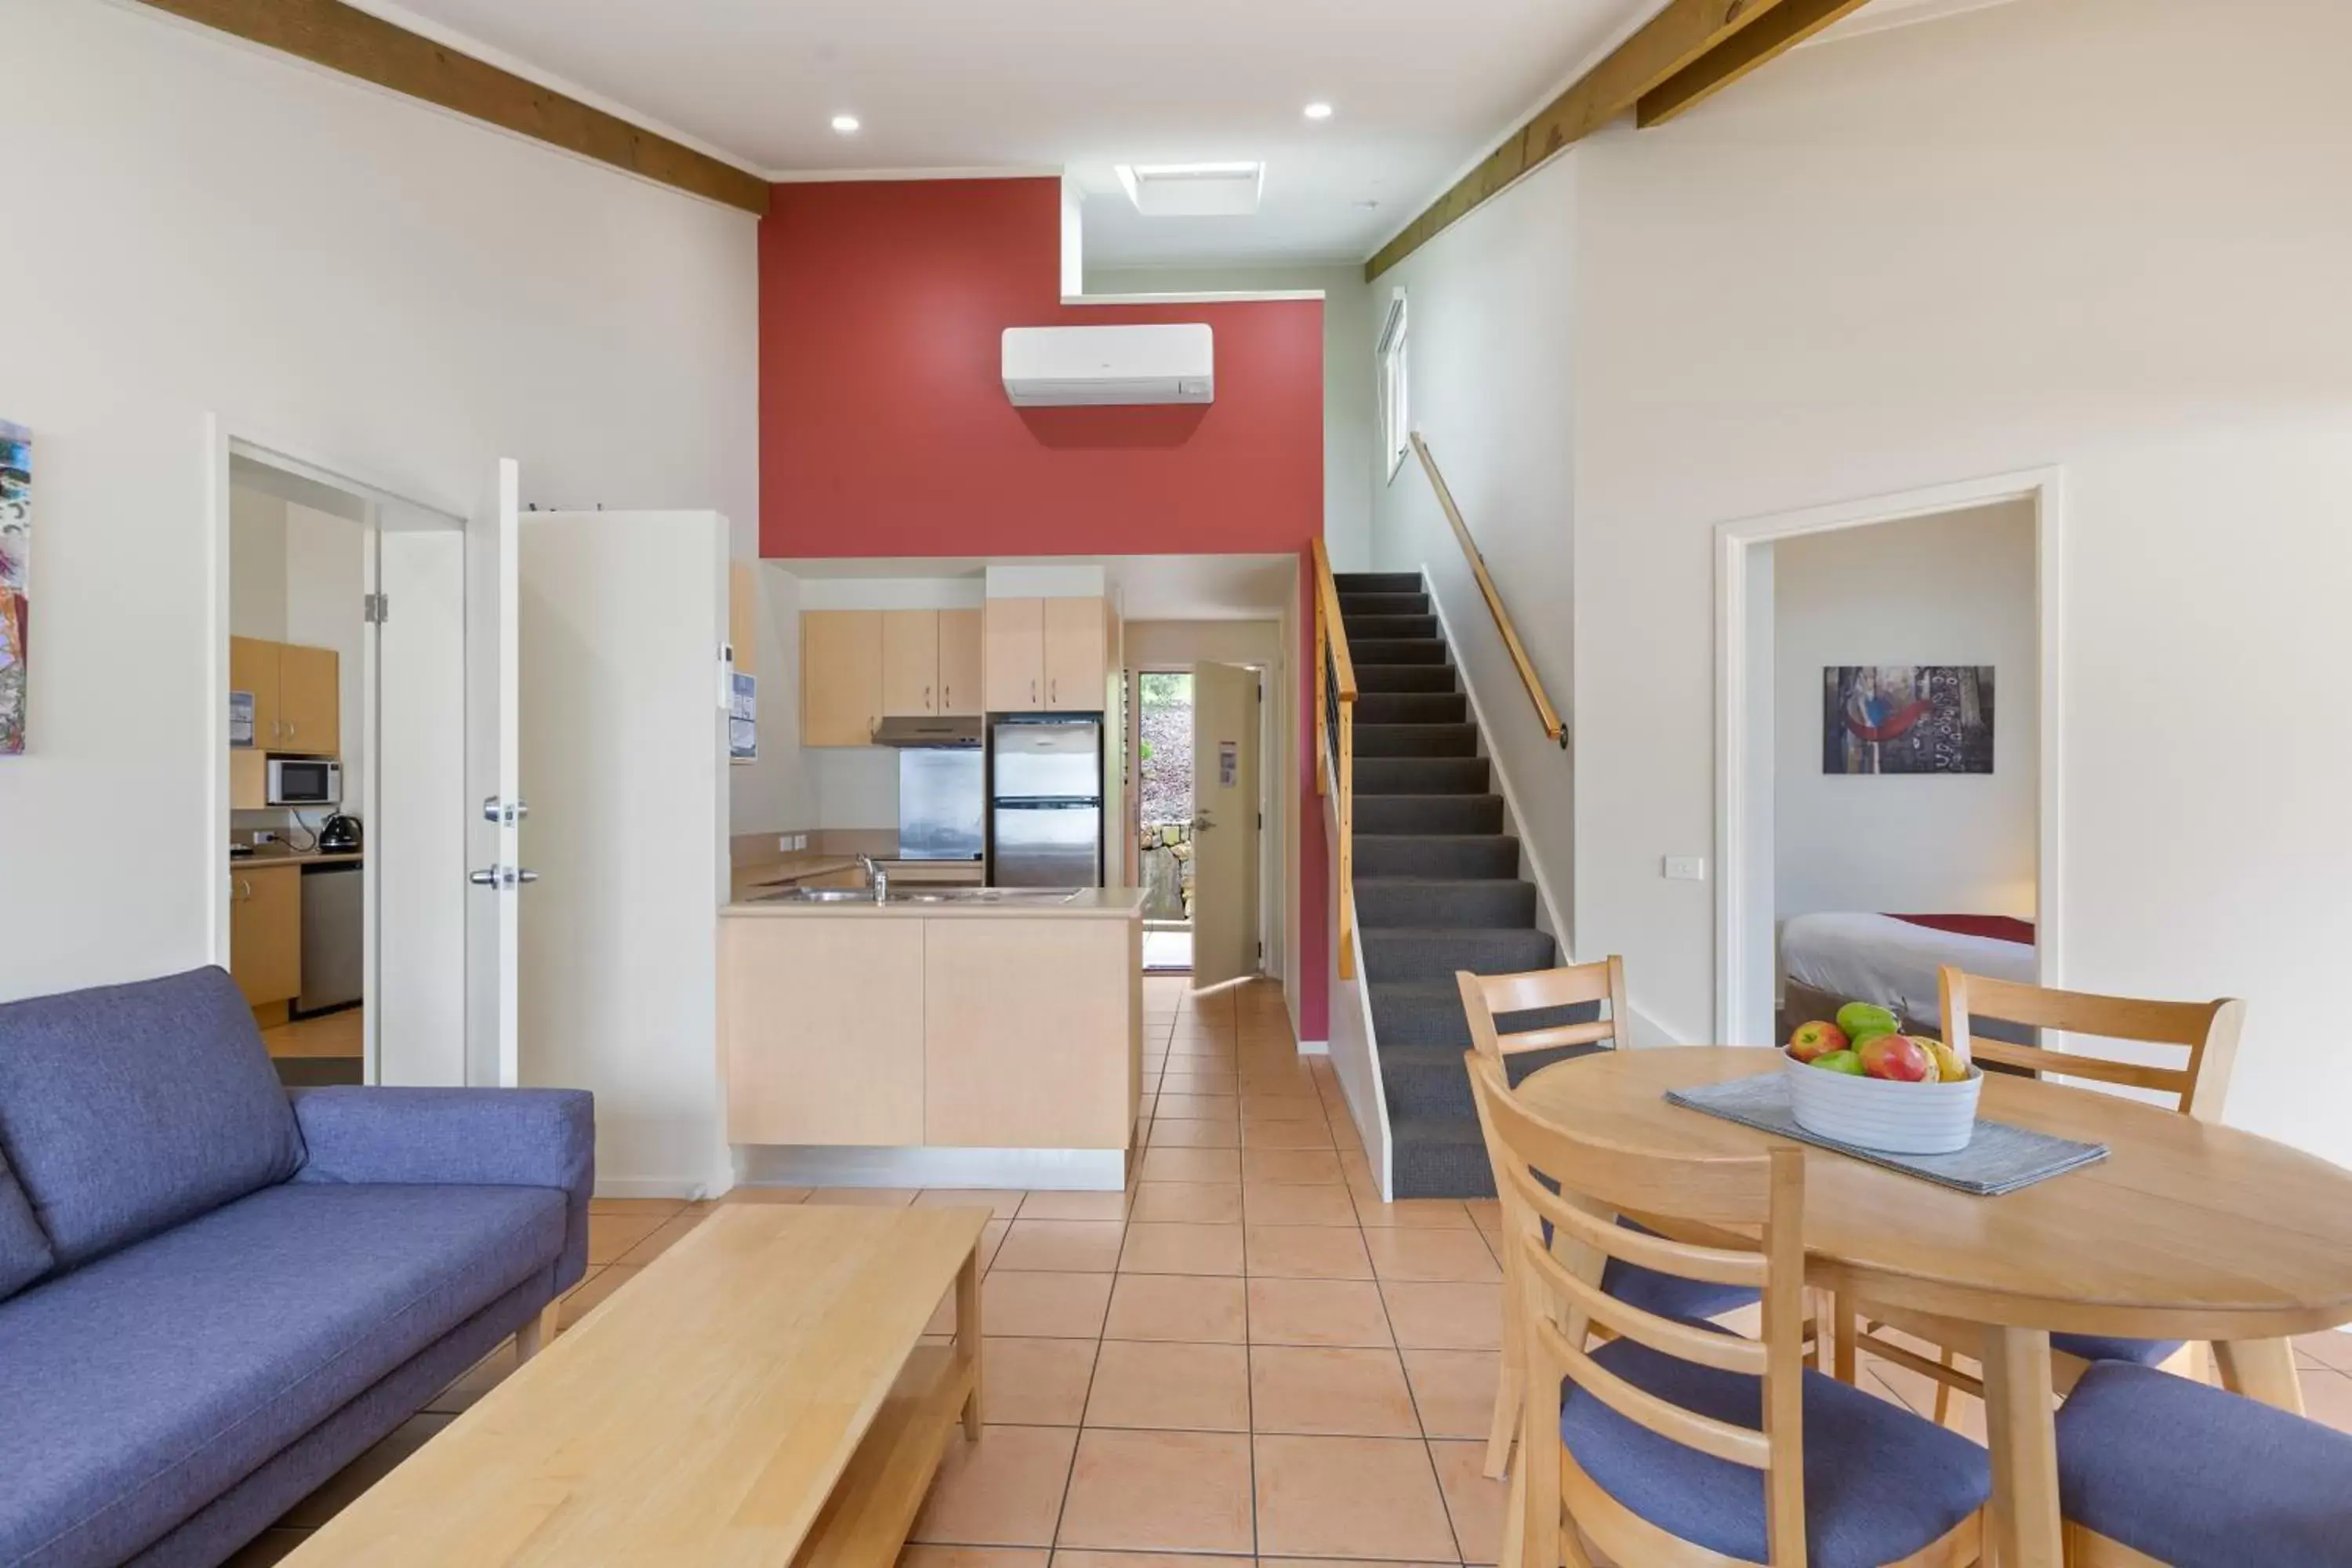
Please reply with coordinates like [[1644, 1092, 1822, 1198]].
[[132, 0, 770, 216], [1367, 0, 1867, 280], [1638, 0, 1877, 125]]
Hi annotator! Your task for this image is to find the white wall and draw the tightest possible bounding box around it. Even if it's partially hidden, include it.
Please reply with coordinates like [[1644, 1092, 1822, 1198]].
[[1773, 501, 2037, 922], [727, 564, 815, 837], [228, 485, 289, 641], [1360, 172, 1580, 956], [0, 0, 757, 1001], [1086, 263, 1376, 573], [1373, 0, 2352, 1162]]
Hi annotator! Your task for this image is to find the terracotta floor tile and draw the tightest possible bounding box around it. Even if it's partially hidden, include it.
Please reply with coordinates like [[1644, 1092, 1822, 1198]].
[[1018, 1189, 1132, 1222], [1245, 1225, 1374, 1281], [982, 1270, 1115, 1338], [1381, 1282, 1504, 1352], [895, 1548, 1048, 1567], [1250, 1346, 1421, 1437], [1355, 1198, 1474, 1231], [1463, 1200, 1503, 1234], [557, 1265, 641, 1331], [1056, 1429, 1255, 1555], [1146, 1120, 1241, 1149], [803, 1187, 920, 1207], [1120, 1221, 1247, 1276], [2299, 1330, 2352, 1373], [282, 1414, 452, 1526], [1086, 1340, 1252, 1432], [1140, 1146, 1242, 1184], [586, 1213, 664, 1265], [982, 1337, 1099, 1426], [2299, 1368, 2352, 1433], [1241, 1120, 1336, 1151], [587, 1196, 688, 1218], [1128, 1182, 1244, 1225], [720, 1185, 811, 1205], [994, 1219, 1129, 1273], [1240, 1182, 1359, 1228], [1253, 1434, 1459, 1562], [979, 1219, 1012, 1272], [1401, 1349, 1502, 1441], [916, 1189, 1027, 1221], [1429, 1439, 1508, 1563], [1249, 1279, 1396, 1348], [1105, 1274, 1249, 1343], [1152, 1094, 1239, 1121], [1240, 1149, 1345, 1186], [1363, 1228, 1501, 1284], [613, 1210, 710, 1267], [1049, 1554, 1247, 1566], [911, 1425, 1078, 1548], [1160, 1074, 1240, 1097]]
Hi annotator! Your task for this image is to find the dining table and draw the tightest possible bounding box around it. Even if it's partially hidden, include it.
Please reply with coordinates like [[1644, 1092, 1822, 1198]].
[[1513, 1046, 2352, 1568]]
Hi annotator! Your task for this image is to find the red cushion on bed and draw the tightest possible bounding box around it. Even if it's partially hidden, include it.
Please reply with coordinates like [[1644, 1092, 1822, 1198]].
[[1887, 913, 2035, 946]]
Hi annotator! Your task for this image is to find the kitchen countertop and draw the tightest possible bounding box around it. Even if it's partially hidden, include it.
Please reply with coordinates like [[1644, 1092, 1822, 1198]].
[[729, 850, 983, 902], [233, 848, 365, 869], [724, 885, 1145, 920]]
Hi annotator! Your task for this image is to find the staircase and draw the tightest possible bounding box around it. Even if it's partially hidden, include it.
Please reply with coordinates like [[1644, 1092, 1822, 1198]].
[[1335, 571, 1598, 1199]]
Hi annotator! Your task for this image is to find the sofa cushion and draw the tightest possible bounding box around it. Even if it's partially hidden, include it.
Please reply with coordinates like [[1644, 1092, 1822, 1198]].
[[0, 967, 303, 1265], [0, 1145, 53, 1301], [0, 1181, 565, 1568]]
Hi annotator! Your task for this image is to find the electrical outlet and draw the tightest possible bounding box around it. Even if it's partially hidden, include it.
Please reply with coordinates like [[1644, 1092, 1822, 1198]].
[[1664, 855, 1707, 882], [252, 830, 277, 845]]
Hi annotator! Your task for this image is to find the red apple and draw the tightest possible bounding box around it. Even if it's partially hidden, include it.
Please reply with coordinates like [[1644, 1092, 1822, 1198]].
[[1858, 1033, 1936, 1083], [1788, 1019, 1849, 1063]]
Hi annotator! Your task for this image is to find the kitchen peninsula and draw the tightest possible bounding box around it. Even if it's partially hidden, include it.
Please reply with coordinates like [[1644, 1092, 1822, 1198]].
[[720, 884, 1146, 1189]]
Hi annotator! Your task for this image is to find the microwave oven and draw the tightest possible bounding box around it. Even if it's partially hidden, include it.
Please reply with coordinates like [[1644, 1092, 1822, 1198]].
[[267, 757, 342, 808]]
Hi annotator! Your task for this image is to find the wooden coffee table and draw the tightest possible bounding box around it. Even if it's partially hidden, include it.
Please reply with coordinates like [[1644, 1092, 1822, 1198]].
[[285, 1203, 991, 1566]]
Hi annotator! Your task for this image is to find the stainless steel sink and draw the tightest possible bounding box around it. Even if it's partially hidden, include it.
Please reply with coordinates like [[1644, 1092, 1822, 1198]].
[[753, 887, 877, 905], [752, 885, 1083, 907]]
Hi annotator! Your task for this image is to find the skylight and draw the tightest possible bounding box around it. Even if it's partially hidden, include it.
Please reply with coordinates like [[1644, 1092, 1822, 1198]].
[[1114, 162, 1265, 218]]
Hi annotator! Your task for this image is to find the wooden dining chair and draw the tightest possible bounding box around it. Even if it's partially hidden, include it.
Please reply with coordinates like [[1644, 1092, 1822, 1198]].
[[1467, 1052, 1988, 1568], [1851, 964, 2248, 1424], [1461, 957, 1773, 1485]]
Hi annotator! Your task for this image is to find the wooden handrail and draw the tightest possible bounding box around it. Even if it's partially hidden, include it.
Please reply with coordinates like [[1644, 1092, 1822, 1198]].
[[1310, 539, 1359, 981], [1410, 433, 1568, 748]]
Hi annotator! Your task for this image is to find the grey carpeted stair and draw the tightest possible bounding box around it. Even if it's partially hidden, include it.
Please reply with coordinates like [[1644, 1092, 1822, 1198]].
[[1337, 570, 1590, 1199]]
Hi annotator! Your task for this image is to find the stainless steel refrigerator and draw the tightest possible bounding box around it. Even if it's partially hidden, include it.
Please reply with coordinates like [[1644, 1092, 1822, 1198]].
[[989, 717, 1103, 887]]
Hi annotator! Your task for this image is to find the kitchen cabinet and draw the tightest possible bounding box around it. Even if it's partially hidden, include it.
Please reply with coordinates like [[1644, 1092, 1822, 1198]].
[[880, 610, 942, 717], [937, 608, 984, 717], [230, 864, 302, 1016], [230, 636, 339, 757], [729, 561, 759, 667], [801, 610, 884, 746], [924, 916, 1138, 1148], [720, 916, 925, 1145], [983, 597, 1045, 711], [1043, 597, 1108, 712]]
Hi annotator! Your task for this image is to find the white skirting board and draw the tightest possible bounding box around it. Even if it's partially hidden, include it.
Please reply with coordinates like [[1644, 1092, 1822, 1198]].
[[735, 1145, 1130, 1192]]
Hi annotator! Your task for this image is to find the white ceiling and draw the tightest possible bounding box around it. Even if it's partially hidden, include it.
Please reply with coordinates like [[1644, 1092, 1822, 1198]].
[[364, 0, 1663, 265]]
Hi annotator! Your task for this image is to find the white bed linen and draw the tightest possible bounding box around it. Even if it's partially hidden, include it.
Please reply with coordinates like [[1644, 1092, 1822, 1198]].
[[1779, 912, 2036, 1027]]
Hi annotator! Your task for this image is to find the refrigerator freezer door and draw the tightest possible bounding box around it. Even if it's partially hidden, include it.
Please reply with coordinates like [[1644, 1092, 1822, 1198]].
[[991, 718, 1102, 801], [993, 801, 1103, 887]]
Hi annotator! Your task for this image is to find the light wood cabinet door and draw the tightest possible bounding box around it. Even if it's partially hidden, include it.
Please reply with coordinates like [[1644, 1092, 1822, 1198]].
[[923, 916, 1135, 1149], [230, 865, 303, 1007], [728, 561, 759, 667], [1043, 597, 1108, 712], [801, 610, 884, 746], [984, 597, 1045, 712], [936, 608, 984, 717], [277, 644, 341, 757], [721, 916, 925, 1146], [229, 636, 282, 750], [880, 610, 941, 717]]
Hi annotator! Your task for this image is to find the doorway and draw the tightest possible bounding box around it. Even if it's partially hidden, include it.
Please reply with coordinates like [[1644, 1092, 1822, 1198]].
[[1135, 670, 1196, 971], [1715, 469, 2064, 1047]]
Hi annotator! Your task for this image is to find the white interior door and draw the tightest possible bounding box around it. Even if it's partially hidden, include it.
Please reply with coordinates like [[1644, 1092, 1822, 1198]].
[[465, 459, 523, 1087], [1191, 662, 1261, 988]]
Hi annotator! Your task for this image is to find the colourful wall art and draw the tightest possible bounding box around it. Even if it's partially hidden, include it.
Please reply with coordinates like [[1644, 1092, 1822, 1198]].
[[0, 421, 28, 756]]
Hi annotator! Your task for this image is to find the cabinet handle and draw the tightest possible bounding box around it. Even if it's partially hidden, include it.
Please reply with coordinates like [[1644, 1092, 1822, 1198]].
[[924, 684, 933, 712], [1050, 678, 1058, 705], [1031, 680, 1039, 705], [235, 877, 252, 902]]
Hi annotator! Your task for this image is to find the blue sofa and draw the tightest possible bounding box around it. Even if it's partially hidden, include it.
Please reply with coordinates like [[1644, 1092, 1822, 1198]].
[[0, 967, 593, 1568]]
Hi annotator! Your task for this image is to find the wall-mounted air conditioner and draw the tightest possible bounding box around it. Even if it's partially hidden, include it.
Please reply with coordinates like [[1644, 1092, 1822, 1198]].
[[1001, 323, 1214, 407]]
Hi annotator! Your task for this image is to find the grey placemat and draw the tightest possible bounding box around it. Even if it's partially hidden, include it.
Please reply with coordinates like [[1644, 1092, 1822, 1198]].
[[1664, 1072, 2107, 1196]]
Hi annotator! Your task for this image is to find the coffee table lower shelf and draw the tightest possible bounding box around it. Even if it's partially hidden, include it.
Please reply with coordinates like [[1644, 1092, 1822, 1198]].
[[794, 1341, 981, 1565]]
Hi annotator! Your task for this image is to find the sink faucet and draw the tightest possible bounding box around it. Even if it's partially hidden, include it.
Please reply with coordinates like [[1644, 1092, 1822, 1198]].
[[856, 853, 888, 904]]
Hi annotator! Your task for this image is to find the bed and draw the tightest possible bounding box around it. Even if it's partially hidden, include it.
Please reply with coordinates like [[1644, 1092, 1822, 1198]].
[[1777, 911, 2038, 1045]]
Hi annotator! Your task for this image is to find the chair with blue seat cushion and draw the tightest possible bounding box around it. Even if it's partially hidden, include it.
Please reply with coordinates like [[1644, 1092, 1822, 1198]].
[[2056, 1361, 2352, 1567], [1468, 1052, 1988, 1567], [1851, 964, 2244, 1425]]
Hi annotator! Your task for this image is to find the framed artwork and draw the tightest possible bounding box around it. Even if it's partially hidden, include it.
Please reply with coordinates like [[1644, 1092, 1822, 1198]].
[[1823, 665, 1994, 775], [0, 420, 28, 756]]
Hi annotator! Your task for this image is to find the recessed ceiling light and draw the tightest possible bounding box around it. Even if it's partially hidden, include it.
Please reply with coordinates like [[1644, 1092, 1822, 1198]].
[[1304, 102, 1334, 121], [830, 114, 860, 134]]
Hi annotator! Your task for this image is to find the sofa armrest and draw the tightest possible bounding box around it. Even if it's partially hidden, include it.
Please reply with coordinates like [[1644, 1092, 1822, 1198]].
[[289, 1087, 594, 1289]]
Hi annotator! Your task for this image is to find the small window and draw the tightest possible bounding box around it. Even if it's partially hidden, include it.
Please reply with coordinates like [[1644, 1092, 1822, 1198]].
[[1377, 290, 1410, 481]]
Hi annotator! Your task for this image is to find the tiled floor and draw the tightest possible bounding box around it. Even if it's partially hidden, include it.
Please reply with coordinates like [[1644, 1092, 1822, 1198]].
[[227, 972, 2352, 1566]]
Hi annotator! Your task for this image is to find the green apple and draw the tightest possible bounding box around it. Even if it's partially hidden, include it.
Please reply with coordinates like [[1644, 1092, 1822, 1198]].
[[1835, 1001, 1900, 1040], [1809, 1050, 1865, 1076]]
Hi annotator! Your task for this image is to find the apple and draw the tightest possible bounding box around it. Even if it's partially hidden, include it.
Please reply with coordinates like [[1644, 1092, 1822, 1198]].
[[1920, 1037, 1971, 1083], [1809, 1050, 1865, 1076], [1836, 1001, 1900, 1040], [1859, 1033, 1936, 1083], [1788, 1019, 1849, 1063]]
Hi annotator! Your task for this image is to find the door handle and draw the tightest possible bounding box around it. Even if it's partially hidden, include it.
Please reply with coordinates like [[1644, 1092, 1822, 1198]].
[[469, 866, 539, 888], [1193, 812, 1214, 832]]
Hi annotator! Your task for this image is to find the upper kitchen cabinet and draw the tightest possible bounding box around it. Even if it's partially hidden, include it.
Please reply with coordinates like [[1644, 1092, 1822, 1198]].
[[231, 635, 338, 756], [1043, 597, 1109, 713], [937, 608, 983, 717], [801, 609, 884, 746], [880, 610, 941, 717], [983, 597, 1045, 711]]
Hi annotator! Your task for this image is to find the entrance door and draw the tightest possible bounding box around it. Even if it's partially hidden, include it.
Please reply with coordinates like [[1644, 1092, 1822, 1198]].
[[465, 459, 524, 1087], [1190, 662, 1261, 988]]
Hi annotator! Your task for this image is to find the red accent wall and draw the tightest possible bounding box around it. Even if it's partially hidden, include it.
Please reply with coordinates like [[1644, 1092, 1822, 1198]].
[[757, 176, 1329, 1035]]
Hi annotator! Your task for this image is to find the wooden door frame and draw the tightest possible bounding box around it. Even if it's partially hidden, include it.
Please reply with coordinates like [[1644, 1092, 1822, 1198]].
[[1711, 466, 2066, 1045]]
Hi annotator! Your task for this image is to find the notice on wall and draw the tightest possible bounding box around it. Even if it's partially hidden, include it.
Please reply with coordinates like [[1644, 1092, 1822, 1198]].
[[729, 671, 758, 764], [229, 691, 256, 749], [0, 419, 29, 757], [1218, 740, 1238, 788]]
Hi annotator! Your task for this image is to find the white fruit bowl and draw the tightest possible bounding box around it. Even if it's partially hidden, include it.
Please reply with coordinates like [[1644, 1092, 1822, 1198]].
[[1781, 1048, 1983, 1156]]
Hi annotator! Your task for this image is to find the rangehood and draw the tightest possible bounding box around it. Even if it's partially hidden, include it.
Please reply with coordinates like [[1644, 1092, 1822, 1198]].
[[869, 715, 984, 749]]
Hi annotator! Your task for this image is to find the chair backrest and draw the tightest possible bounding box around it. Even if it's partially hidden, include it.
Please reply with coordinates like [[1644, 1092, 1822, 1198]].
[[1456, 955, 1630, 1064], [1938, 966, 2245, 1122], [1465, 1051, 1812, 1565]]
